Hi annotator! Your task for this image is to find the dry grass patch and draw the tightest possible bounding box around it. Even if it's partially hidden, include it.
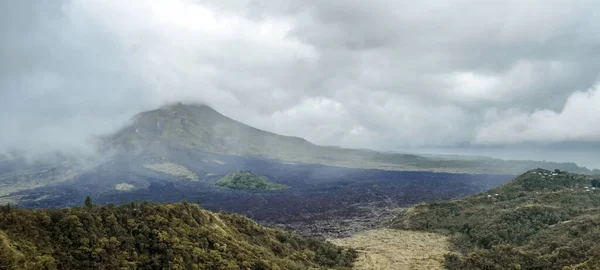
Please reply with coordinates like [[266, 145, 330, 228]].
[[329, 229, 449, 270], [144, 163, 199, 181]]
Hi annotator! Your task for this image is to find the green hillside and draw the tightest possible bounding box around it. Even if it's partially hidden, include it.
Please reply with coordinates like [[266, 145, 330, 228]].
[[0, 202, 355, 269], [216, 171, 288, 191], [391, 169, 600, 269]]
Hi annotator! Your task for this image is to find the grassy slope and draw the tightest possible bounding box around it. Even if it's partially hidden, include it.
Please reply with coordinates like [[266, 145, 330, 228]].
[[0, 202, 355, 270], [391, 169, 600, 269], [143, 162, 199, 181], [216, 171, 288, 191]]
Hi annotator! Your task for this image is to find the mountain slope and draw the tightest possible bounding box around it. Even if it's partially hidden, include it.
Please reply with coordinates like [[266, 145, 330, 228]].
[[0, 154, 86, 201], [0, 202, 356, 269], [101, 102, 594, 175], [106, 103, 317, 159], [391, 169, 600, 269], [1, 103, 595, 208]]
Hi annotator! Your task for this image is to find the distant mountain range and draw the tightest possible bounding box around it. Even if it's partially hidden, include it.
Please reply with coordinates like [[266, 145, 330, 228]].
[[105, 103, 314, 157], [102, 102, 597, 174], [0, 102, 597, 204], [3, 103, 597, 269], [101, 102, 425, 170]]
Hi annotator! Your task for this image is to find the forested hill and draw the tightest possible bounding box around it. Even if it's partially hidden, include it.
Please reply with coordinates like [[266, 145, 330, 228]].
[[391, 169, 600, 269], [0, 201, 356, 269], [216, 171, 289, 191]]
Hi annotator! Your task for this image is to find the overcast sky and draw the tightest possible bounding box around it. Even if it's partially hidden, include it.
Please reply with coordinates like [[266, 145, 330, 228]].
[[1, 0, 600, 167]]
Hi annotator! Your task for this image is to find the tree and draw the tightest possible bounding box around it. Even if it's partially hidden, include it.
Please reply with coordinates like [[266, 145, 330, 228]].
[[85, 196, 93, 208], [0, 202, 357, 269]]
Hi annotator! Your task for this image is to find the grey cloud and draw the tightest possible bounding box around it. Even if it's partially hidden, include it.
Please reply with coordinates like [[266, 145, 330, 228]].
[[0, 0, 152, 155], [475, 84, 600, 144], [1, 0, 600, 164], [278, 0, 600, 109]]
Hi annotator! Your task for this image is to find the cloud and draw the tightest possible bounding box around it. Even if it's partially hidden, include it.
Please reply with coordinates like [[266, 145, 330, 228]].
[[475, 84, 600, 144], [1, 0, 600, 159]]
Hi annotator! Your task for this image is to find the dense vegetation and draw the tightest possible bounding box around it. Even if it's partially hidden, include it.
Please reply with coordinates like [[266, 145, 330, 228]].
[[216, 171, 288, 191], [0, 200, 355, 269], [392, 169, 600, 269]]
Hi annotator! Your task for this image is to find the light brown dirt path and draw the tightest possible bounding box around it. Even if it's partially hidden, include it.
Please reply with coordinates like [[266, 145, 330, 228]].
[[329, 229, 449, 270]]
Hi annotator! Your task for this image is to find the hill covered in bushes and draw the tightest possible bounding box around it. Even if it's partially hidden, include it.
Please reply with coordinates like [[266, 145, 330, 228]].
[[0, 201, 355, 269], [216, 171, 288, 191], [392, 169, 600, 269]]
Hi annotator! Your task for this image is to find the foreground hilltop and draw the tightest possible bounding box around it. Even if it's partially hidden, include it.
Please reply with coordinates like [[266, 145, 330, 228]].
[[392, 169, 600, 269], [0, 202, 356, 269]]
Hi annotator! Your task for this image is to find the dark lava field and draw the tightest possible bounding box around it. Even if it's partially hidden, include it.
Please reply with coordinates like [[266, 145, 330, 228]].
[[9, 150, 514, 237]]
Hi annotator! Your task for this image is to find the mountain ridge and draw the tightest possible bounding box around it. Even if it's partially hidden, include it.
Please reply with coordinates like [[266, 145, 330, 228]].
[[105, 102, 316, 157], [100, 102, 595, 175], [1, 103, 596, 206]]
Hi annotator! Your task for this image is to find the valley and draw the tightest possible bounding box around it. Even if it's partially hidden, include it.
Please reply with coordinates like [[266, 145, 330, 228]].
[[4, 151, 513, 238], [4, 1, 600, 268], [1, 104, 598, 269]]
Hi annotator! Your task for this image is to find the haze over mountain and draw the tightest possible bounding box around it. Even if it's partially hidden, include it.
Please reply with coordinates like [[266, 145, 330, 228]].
[[1, 102, 596, 207], [106, 103, 322, 159], [101, 103, 595, 175], [101, 103, 423, 170], [4, 2, 600, 269]]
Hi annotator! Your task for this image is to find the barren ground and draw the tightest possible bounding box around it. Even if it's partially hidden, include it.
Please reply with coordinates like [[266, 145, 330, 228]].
[[329, 229, 450, 270]]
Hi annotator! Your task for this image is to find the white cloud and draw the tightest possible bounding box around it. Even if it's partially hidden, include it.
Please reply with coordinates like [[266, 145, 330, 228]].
[[1, 0, 600, 158], [476, 84, 600, 144]]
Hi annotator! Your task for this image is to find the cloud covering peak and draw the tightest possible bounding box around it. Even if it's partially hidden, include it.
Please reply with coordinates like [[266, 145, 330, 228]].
[[1, 0, 600, 162]]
